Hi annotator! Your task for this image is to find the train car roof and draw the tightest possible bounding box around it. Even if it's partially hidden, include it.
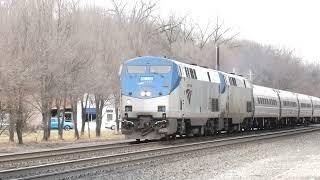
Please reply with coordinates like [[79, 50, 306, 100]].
[[295, 93, 312, 103], [276, 89, 297, 99], [311, 96, 320, 103], [253, 85, 278, 97], [171, 58, 249, 81]]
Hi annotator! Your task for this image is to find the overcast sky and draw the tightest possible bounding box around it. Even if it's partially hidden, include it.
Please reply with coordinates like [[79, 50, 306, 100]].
[[92, 0, 320, 64]]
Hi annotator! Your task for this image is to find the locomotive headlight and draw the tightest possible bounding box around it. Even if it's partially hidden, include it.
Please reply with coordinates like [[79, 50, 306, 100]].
[[145, 91, 151, 96], [126, 99, 131, 105], [140, 91, 146, 96]]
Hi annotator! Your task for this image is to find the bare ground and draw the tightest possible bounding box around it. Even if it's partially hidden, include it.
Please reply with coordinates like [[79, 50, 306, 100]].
[[0, 129, 125, 154]]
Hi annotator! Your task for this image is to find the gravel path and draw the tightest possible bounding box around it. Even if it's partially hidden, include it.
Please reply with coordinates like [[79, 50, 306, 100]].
[[95, 130, 320, 180]]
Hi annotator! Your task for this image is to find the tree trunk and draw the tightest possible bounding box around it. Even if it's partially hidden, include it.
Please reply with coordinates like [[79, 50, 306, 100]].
[[16, 123, 23, 144], [71, 96, 80, 139], [115, 107, 119, 132], [16, 96, 23, 144], [47, 100, 52, 139], [87, 118, 91, 139], [95, 95, 104, 137], [56, 98, 62, 140], [81, 99, 85, 135], [41, 93, 50, 141], [59, 96, 66, 140], [81, 94, 89, 136], [59, 101, 67, 139], [0, 102, 5, 136], [9, 108, 15, 142], [41, 74, 52, 141], [42, 109, 48, 141], [42, 100, 52, 141], [95, 96, 100, 137]]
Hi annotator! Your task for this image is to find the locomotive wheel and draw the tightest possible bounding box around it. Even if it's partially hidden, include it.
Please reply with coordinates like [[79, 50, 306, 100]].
[[166, 135, 170, 141], [171, 134, 177, 140]]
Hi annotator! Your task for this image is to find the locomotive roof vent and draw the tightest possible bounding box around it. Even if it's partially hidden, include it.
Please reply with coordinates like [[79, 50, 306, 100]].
[[191, 63, 197, 66], [200, 66, 208, 68]]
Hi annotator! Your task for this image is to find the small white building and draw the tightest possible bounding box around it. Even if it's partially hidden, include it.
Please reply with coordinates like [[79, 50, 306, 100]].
[[75, 95, 117, 131], [77, 102, 116, 131]]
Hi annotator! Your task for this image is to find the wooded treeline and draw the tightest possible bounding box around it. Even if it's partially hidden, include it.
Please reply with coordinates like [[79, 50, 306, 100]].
[[0, 0, 318, 144]]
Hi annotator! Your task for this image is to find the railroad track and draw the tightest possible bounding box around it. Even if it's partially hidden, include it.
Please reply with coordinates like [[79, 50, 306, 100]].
[[0, 140, 164, 170], [0, 126, 318, 180], [0, 128, 279, 170]]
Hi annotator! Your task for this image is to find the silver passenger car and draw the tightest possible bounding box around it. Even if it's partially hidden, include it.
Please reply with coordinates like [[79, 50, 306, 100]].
[[311, 96, 320, 122], [296, 93, 313, 124], [252, 85, 280, 128]]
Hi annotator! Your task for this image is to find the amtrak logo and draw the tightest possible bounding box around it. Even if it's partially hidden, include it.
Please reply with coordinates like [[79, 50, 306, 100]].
[[186, 89, 192, 104]]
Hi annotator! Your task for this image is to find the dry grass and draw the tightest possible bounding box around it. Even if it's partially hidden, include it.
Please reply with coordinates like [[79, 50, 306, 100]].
[[0, 129, 125, 153]]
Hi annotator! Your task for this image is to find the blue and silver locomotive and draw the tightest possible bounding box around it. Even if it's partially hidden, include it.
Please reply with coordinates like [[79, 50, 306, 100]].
[[119, 56, 320, 141]]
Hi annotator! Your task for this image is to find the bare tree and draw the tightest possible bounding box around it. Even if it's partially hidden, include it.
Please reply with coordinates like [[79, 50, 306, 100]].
[[0, 0, 319, 144], [158, 14, 187, 56]]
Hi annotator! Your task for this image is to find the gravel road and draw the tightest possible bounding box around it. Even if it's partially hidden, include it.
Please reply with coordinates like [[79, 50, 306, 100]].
[[95, 130, 320, 180]]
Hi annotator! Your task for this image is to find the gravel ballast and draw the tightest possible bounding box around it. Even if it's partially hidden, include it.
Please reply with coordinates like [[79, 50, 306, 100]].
[[96, 130, 320, 180]]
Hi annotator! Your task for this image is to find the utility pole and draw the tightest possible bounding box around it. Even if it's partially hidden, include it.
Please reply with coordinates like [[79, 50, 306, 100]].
[[215, 46, 220, 70], [247, 69, 254, 81], [232, 68, 236, 74]]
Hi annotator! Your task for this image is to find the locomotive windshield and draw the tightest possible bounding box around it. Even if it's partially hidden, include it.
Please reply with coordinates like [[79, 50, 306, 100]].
[[150, 65, 171, 73], [127, 65, 171, 74], [127, 66, 146, 73]]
